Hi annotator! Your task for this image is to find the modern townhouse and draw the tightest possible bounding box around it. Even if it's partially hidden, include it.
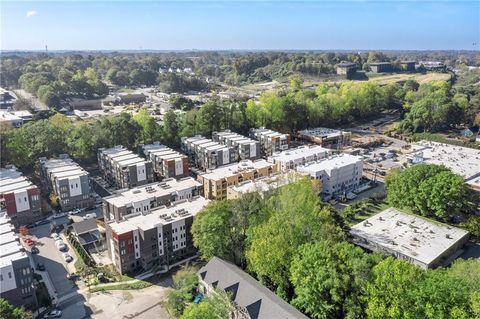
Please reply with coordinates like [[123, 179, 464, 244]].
[[249, 128, 290, 156], [0, 214, 35, 309], [197, 159, 278, 200], [105, 196, 210, 275], [39, 155, 94, 212], [141, 142, 189, 179], [103, 177, 203, 223], [98, 146, 155, 189], [267, 145, 331, 171], [212, 130, 261, 161], [0, 166, 42, 227], [181, 135, 236, 171], [296, 154, 363, 200]]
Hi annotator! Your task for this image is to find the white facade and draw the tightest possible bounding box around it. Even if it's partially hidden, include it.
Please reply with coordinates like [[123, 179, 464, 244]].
[[297, 154, 363, 198], [268, 145, 331, 171]]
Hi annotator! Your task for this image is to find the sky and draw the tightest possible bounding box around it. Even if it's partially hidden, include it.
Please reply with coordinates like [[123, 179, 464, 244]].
[[1, 0, 479, 51]]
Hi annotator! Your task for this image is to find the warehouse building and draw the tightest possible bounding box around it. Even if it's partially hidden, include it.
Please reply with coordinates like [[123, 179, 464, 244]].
[[39, 155, 94, 212], [98, 146, 155, 189], [181, 135, 236, 171], [350, 208, 470, 269], [0, 214, 35, 308], [141, 142, 189, 180], [336, 62, 357, 79], [297, 154, 363, 200], [103, 177, 202, 222], [249, 128, 290, 156], [105, 196, 210, 275], [197, 160, 277, 200], [297, 127, 351, 149], [198, 257, 309, 319], [400, 61, 416, 72], [0, 166, 42, 227], [268, 145, 331, 171], [212, 130, 261, 161], [369, 62, 393, 73]]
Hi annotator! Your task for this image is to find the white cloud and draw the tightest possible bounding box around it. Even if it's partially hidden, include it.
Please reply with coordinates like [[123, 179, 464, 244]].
[[26, 10, 38, 18]]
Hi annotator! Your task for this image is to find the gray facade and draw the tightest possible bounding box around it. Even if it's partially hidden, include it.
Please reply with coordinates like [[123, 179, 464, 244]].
[[212, 130, 261, 161], [39, 155, 94, 212], [140, 142, 190, 179], [249, 128, 290, 156], [181, 136, 236, 171]]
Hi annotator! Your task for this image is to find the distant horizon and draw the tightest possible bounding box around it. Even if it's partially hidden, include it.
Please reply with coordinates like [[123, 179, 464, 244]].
[[1, 1, 479, 51]]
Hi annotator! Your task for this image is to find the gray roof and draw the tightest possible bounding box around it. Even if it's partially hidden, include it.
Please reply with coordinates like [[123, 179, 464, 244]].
[[72, 219, 98, 235], [199, 257, 309, 319]]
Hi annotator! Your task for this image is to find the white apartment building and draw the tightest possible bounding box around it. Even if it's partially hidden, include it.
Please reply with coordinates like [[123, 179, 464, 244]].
[[297, 154, 363, 199], [268, 145, 331, 171]]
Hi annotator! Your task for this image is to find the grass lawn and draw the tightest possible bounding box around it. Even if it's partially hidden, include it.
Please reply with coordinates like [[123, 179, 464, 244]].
[[89, 279, 152, 292], [347, 200, 391, 226]]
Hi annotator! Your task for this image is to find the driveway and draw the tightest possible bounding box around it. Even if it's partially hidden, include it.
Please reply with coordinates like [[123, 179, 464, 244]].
[[14, 89, 49, 111]]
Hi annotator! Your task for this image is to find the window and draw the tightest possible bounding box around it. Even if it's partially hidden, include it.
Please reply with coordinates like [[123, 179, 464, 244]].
[[0, 274, 3, 281], [8, 272, 12, 279], [134, 235, 138, 241], [120, 249, 126, 255]]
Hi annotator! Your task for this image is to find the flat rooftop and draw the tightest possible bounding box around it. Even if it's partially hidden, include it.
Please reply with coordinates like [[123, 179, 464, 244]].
[[104, 177, 201, 207], [100, 147, 149, 168], [298, 127, 347, 138], [297, 154, 362, 173], [0, 214, 27, 268], [199, 159, 274, 181], [229, 172, 301, 195], [0, 168, 37, 194], [350, 208, 469, 266], [409, 141, 480, 180], [269, 145, 330, 163], [42, 157, 88, 180], [251, 128, 287, 139], [108, 196, 210, 234]]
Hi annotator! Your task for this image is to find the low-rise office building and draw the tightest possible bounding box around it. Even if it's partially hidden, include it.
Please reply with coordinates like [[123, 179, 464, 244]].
[[268, 145, 331, 171], [0, 110, 33, 128], [197, 160, 277, 200], [336, 62, 357, 78], [141, 142, 189, 179], [227, 172, 302, 199], [400, 61, 416, 72], [39, 155, 94, 212], [249, 128, 290, 156], [297, 127, 351, 149], [198, 257, 309, 319], [98, 146, 155, 189], [212, 130, 261, 161], [297, 154, 363, 199], [350, 208, 470, 269], [103, 177, 202, 223], [0, 166, 42, 227], [0, 214, 35, 309], [105, 196, 210, 275], [181, 135, 236, 171]]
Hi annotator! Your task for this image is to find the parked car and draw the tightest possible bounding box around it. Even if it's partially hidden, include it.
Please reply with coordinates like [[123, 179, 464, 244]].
[[31, 247, 40, 254], [36, 263, 46, 271], [62, 253, 73, 263], [51, 233, 60, 240], [68, 209, 81, 216], [56, 241, 67, 251], [83, 213, 96, 220], [43, 309, 62, 318]]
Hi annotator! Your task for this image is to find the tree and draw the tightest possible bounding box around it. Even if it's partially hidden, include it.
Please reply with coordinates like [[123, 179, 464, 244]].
[[0, 298, 31, 319], [386, 164, 477, 220], [290, 241, 382, 319], [133, 108, 162, 144], [162, 110, 181, 147], [180, 289, 233, 319], [246, 179, 343, 298], [163, 266, 199, 318]]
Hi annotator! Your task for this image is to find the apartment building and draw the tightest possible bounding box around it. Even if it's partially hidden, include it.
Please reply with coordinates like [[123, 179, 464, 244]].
[[212, 130, 261, 161], [0, 214, 35, 309], [105, 196, 210, 275], [249, 128, 290, 156], [181, 135, 236, 171], [267, 145, 331, 171], [0, 166, 42, 227], [297, 154, 363, 200], [297, 127, 351, 149], [227, 172, 302, 199], [98, 146, 154, 189], [141, 142, 189, 179], [197, 159, 278, 200], [39, 155, 94, 212], [103, 177, 202, 222]]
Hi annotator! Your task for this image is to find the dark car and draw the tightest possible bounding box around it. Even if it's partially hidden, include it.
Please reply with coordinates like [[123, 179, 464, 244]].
[[31, 247, 39, 254], [36, 263, 46, 271]]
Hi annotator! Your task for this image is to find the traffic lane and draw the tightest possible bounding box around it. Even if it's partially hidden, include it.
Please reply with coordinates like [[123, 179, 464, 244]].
[[30, 226, 75, 297]]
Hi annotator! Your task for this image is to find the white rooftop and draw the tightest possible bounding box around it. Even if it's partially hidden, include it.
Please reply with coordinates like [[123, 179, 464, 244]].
[[42, 157, 88, 180], [0, 214, 27, 268], [299, 127, 346, 138], [0, 167, 37, 194], [199, 159, 274, 181], [100, 147, 150, 168], [229, 172, 302, 195], [409, 141, 480, 180], [297, 154, 362, 173], [104, 177, 201, 207], [108, 196, 210, 234], [350, 208, 469, 266], [269, 145, 330, 163]]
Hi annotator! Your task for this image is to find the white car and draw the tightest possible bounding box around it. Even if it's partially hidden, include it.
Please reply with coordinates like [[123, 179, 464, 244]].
[[51, 233, 60, 240], [56, 241, 67, 251], [62, 253, 73, 263], [68, 209, 81, 215], [83, 213, 96, 220], [43, 309, 62, 318]]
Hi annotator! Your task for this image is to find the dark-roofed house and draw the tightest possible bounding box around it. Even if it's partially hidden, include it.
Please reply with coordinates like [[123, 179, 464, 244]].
[[336, 62, 357, 79], [369, 62, 393, 73], [71, 219, 103, 253], [198, 257, 309, 319]]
